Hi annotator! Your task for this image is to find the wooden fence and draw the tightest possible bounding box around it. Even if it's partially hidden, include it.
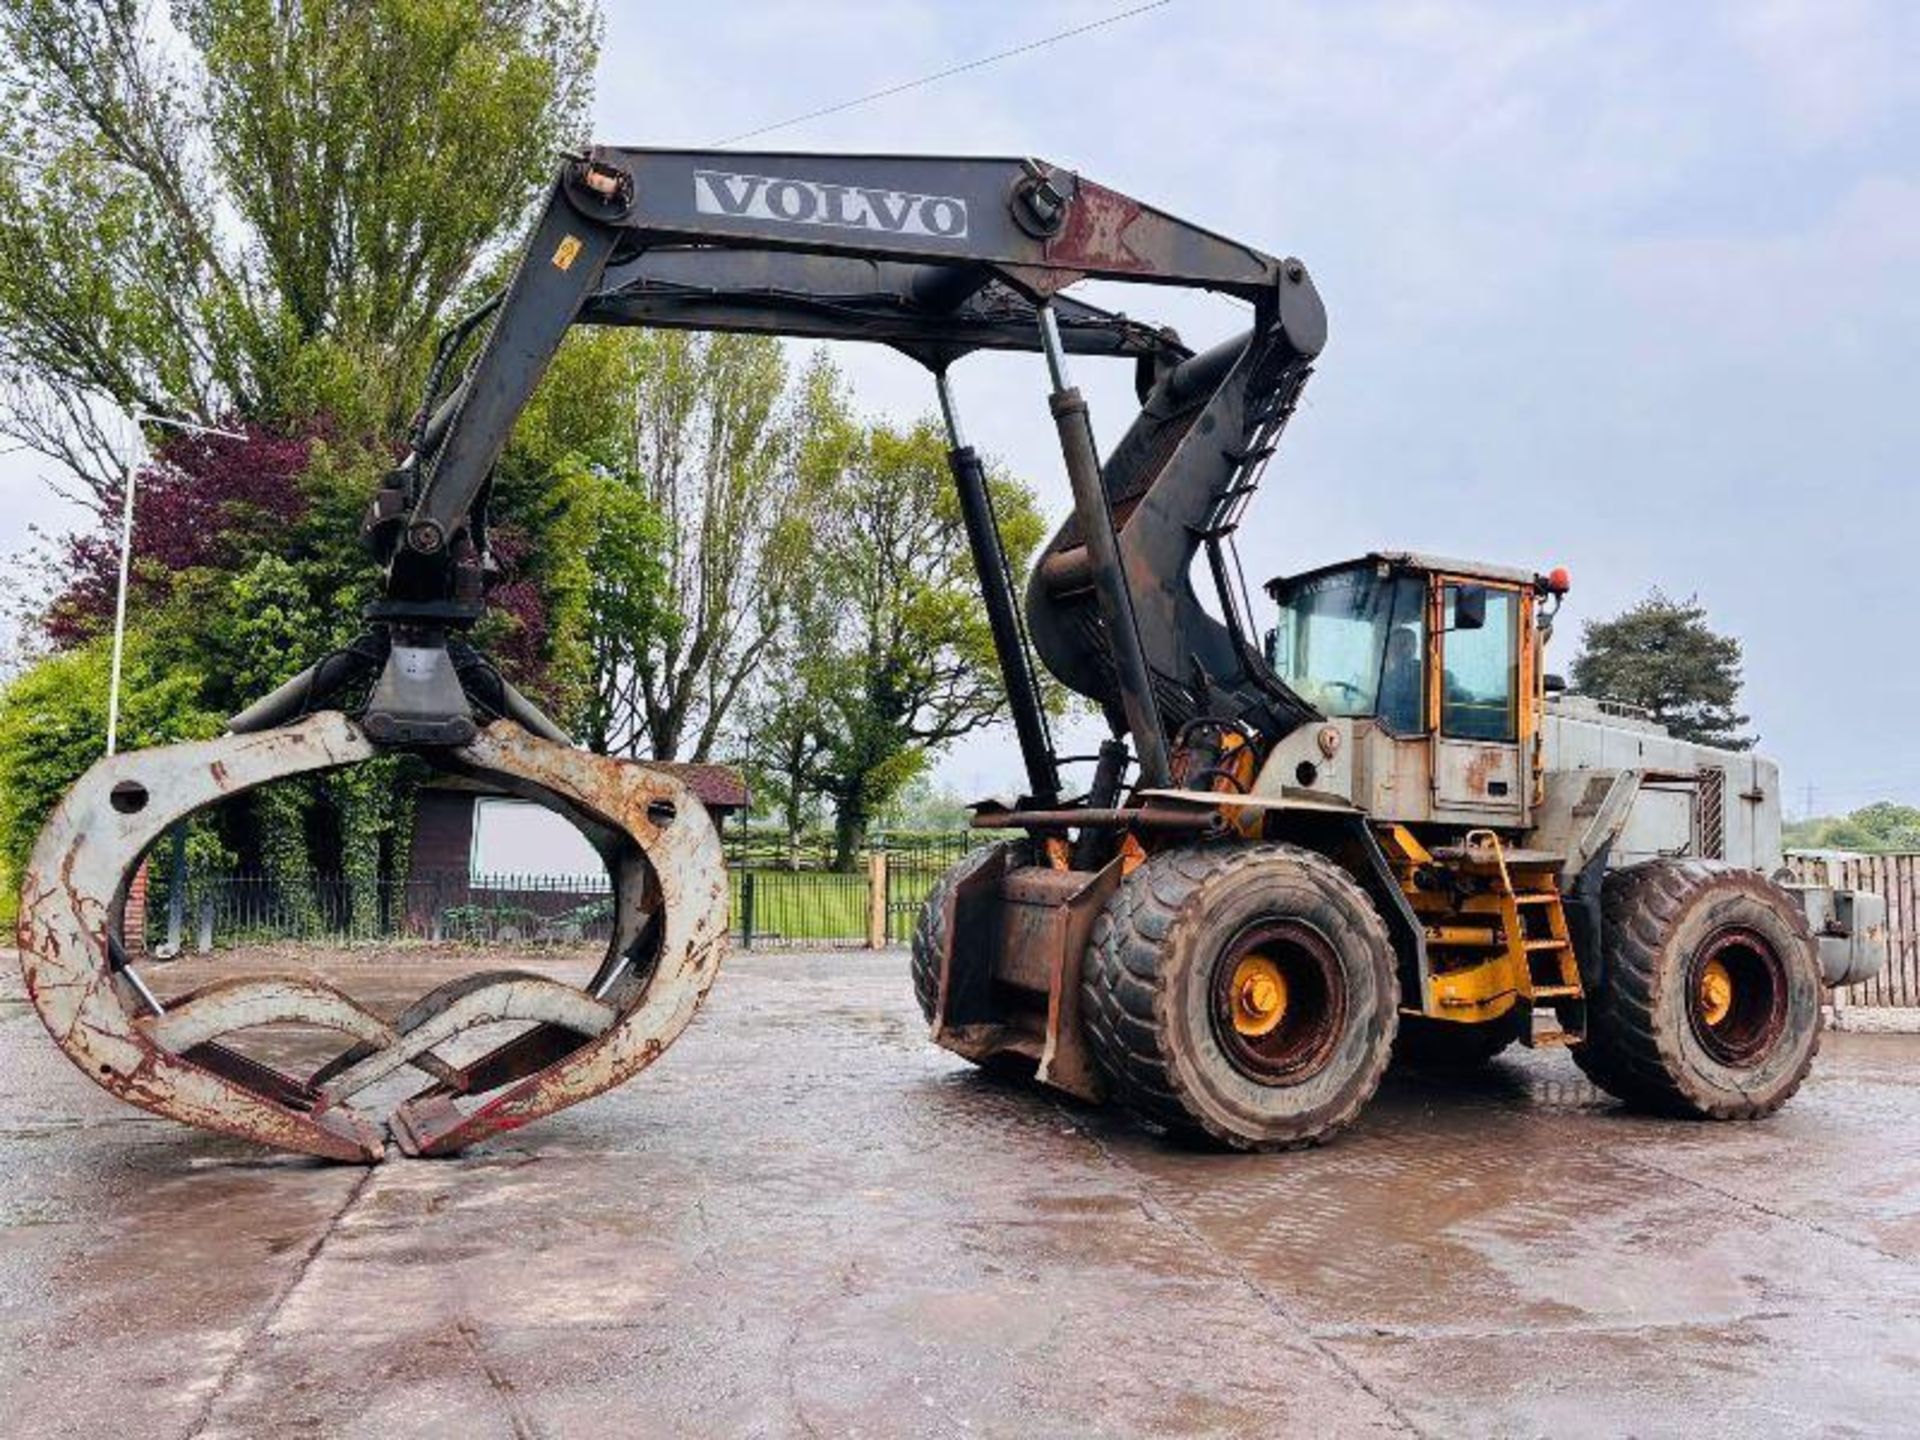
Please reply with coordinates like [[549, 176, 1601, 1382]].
[[1788, 852, 1919, 1008]]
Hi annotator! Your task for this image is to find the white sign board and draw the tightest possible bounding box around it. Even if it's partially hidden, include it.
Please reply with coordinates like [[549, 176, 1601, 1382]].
[[469, 797, 605, 885]]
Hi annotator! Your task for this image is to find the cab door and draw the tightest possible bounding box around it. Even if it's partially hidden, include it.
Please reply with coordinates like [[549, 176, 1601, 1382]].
[[1431, 581, 1525, 815]]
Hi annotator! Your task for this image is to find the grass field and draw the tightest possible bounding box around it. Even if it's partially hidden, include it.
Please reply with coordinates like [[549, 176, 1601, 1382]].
[[730, 865, 943, 944]]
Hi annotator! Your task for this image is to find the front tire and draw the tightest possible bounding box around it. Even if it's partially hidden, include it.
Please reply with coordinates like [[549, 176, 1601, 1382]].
[[1082, 843, 1399, 1151], [1575, 860, 1820, 1119]]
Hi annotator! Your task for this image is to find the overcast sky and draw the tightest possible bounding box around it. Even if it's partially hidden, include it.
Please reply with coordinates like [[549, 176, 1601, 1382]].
[[4, 1, 1914, 816]]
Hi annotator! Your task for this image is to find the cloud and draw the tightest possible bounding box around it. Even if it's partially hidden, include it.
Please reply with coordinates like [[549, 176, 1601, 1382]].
[[1725, 0, 1917, 146], [1607, 174, 1920, 354]]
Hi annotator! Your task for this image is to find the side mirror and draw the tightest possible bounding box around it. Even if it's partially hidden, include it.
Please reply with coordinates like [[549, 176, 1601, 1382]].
[[1543, 672, 1567, 694], [1453, 585, 1487, 631]]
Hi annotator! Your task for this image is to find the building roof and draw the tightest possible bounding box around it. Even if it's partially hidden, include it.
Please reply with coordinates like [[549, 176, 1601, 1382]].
[[631, 760, 749, 812]]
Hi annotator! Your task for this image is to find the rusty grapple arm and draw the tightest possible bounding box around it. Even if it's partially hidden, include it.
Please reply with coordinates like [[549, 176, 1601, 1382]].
[[19, 714, 727, 1160], [20, 144, 1324, 1161]]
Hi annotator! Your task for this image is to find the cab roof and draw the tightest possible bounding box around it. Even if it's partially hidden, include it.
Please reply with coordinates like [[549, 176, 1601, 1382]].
[[1264, 550, 1544, 599]]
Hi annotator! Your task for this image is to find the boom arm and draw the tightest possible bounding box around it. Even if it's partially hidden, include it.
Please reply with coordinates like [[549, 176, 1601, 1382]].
[[358, 145, 1328, 806], [587, 251, 1178, 368]]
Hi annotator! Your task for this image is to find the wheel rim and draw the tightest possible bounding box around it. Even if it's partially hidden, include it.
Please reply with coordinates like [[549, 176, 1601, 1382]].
[[1211, 919, 1347, 1084], [1686, 925, 1789, 1066]]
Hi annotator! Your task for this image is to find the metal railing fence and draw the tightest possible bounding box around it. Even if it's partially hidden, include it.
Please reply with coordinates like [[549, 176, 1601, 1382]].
[[141, 834, 984, 953]]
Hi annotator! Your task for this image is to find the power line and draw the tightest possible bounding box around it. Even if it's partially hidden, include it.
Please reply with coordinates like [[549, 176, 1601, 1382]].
[[709, 1, 1176, 147]]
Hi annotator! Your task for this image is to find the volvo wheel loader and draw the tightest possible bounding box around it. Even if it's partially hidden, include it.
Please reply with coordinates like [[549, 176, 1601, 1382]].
[[17, 146, 1885, 1160], [921, 549, 1884, 1147]]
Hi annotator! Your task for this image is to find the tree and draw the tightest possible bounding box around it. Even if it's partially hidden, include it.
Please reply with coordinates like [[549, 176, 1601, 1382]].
[[1785, 802, 1920, 854], [737, 553, 841, 854], [767, 415, 1048, 868], [0, 1, 602, 900], [40, 421, 390, 714], [1569, 590, 1754, 749], [591, 333, 832, 762], [542, 455, 674, 749], [17, 426, 420, 910], [876, 775, 973, 834], [41, 423, 320, 651], [493, 328, 675, 734], [0, 628, 221, 878], [0, 0, 599, 490]]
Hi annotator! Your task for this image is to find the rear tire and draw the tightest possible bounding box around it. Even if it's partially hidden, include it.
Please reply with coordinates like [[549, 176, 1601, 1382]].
[[1082, 843, 1399, 1151], [1393, 1013, 1521, 1071], [1574, 860, 1820, 1119]]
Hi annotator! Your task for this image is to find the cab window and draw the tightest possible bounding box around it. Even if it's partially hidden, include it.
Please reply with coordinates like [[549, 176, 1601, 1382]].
[[1267, 569, 1424, 726], [1441, 585, 1517, 741]]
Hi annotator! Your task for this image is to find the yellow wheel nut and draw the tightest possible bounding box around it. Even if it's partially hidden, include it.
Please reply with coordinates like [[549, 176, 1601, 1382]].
[[1697, 956, 1734, 1028], [1230, 953, 1288, 1037]]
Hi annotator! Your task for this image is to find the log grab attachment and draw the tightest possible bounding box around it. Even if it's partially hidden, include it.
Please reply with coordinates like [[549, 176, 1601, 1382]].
[[17, 713, 727, 1161]]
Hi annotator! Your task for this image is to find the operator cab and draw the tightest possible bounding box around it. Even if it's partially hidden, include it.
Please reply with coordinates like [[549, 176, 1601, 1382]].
[[1261, 553, 1568, 822]]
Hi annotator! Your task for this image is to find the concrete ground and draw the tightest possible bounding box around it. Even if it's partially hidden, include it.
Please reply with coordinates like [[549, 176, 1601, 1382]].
[[3, 946, 1918, 1439]]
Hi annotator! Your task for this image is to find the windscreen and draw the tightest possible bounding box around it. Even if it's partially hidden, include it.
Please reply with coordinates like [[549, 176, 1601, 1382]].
[[1268, 567, 1426, 725]]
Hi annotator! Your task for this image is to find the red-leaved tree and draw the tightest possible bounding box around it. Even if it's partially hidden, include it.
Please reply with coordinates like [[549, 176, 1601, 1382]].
[[43, 423, 316, 648]]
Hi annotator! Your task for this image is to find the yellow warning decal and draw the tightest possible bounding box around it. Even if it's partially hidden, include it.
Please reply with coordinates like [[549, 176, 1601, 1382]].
[[551, 234, 583, 271]]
